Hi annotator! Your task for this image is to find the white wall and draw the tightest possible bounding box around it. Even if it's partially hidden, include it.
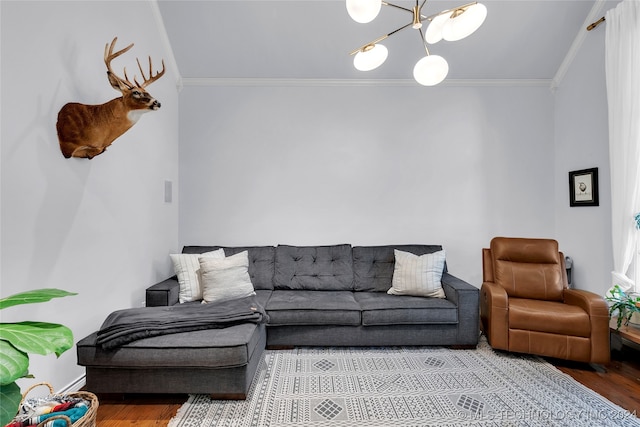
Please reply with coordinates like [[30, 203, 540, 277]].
[[179, 83, 555, 286], [0, 1, 179, 391], [0, 0, 616, 397], [554, 16, 613, 296]]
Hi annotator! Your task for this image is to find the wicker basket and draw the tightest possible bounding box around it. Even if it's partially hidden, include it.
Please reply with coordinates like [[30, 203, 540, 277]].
[[16, 382, 98, 427]]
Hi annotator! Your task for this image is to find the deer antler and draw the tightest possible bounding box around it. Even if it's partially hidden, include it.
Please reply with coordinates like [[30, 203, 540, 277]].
[[104, 37, 164, 89], [104, 37, 136, 89], [135, 57, 166, 88]]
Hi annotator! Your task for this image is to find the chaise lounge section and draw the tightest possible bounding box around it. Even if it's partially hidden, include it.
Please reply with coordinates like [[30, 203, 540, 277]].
[[77, 244, 479, 398]]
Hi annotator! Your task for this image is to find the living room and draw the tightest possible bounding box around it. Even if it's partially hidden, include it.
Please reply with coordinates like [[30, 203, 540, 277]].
[[1, 0, 636, 425]]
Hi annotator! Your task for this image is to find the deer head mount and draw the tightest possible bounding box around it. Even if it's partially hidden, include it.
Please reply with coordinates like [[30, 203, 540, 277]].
[[57, 37, 165, 159]]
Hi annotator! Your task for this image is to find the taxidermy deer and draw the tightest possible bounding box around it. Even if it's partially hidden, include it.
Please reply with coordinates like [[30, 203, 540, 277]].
[[57, 37, 165, 159]]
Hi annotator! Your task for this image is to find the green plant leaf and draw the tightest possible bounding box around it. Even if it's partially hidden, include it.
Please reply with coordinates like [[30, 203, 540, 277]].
[[0, 381, 22, 426], [0, 289, 77, 311], [0, 288, 76, 424], [0, 340, 28, 385], [0, 322, 74, 357]]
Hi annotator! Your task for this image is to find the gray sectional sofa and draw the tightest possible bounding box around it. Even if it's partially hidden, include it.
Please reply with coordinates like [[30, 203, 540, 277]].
[[77, 244, 479, 398]]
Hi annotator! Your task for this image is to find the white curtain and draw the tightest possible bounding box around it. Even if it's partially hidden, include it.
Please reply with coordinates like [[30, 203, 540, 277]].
[[606, 0, 640, 293]]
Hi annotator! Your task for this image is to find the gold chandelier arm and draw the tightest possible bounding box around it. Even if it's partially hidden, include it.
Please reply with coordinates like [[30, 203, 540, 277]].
[[418, 27, 430, 56], [349, 35, 389, 55], [424, 1, 478, 21], [382, 1, 414, 14], [349, 22, 413, 55]]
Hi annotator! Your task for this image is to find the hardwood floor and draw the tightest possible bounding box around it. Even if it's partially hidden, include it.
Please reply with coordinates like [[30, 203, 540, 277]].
[[93, 347, 640, 426], [95, 394, 185, 427], [549, 346, 640, 419]]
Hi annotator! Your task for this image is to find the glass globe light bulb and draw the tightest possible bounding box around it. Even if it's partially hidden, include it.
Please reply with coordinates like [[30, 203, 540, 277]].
[[354, 44, 388, 71], [442, 3, 487, 41], [425, 13, 449, 44], [346, 0, 382, 24], [413, 55, 449, 86]]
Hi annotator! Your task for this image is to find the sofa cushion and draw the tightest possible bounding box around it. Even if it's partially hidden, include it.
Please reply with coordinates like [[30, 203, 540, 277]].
[[354, 292, 457, 325], [266, 290, 361, 325], [77, 322, 264, 369], [274, 244, 354, 290], [508, 298, 591, 337], [353, 245, 445, 292], [183, 246, 275, 290], [253, 289, 273, 306]]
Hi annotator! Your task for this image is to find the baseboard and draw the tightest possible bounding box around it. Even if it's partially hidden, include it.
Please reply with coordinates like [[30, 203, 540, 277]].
[[57, 375, 86, 393]]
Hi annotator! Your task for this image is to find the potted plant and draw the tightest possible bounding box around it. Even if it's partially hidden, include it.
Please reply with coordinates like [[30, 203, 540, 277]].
[[0, 288, 77, 426], [606, 284, 640, 330]]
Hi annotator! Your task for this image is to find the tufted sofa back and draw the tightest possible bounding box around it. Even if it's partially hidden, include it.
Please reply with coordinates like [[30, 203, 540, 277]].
[[182, 246, 276, 290], [352, 245, 445, 292], [182, 244, 449, 293], [274, 244, 354, 290], [489, 237, 566, 301]]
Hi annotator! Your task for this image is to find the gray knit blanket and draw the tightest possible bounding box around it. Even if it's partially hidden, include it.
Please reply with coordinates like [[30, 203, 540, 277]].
[[96, 296, 268, 349]]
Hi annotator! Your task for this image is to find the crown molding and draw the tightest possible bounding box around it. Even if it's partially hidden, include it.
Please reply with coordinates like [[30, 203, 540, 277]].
[[149, 0, 183, 91], [180, 78, 553, 88]]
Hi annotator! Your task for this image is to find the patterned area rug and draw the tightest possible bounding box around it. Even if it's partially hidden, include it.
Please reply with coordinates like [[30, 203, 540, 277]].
[[169, 338, 639, 427]]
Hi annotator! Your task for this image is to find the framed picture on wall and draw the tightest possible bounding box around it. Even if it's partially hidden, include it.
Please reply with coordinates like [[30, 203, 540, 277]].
[[569, 167, 599, 207]]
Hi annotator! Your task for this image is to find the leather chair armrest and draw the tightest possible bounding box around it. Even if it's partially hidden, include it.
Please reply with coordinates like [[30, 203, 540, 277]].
[[563, 289, 609, 316], [564, 289, 611, 364], [480, 281, 509, 350]]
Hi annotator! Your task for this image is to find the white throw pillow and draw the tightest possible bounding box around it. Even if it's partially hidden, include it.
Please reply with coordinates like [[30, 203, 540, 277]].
[[200, 251, 256, 304], [170, 249, 225, 303], [388, 249, 446, 298]]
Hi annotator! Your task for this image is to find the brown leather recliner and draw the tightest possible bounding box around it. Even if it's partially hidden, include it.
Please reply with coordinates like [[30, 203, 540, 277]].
[[480, 237, 610, 364]]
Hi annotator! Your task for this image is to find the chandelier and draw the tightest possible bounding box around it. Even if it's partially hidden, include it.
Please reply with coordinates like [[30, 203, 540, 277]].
[[347, 0, 487, 86]]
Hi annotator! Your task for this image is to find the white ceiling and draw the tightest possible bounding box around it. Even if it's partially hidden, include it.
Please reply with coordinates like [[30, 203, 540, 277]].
[[156, 0, 612, 83]]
